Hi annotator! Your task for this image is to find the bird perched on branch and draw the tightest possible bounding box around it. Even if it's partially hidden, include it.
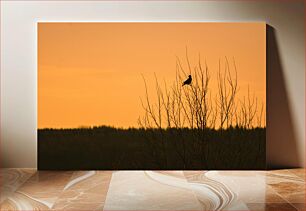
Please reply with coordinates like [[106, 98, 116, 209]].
[[182, 75, 192, 86]]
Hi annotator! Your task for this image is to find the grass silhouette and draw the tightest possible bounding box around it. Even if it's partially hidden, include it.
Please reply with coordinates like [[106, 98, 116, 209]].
[[38, 126, 265, 170]]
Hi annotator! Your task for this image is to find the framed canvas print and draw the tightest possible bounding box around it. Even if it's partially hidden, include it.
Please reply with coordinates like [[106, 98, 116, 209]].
[[38, 22, 266, 170]]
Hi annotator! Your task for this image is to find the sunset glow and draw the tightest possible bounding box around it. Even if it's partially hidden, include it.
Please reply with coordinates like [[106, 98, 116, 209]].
[[38, 22, 266, 129]]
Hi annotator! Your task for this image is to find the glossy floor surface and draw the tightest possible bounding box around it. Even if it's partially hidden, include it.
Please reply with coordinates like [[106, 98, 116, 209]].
[[0, 169, 304, 210]]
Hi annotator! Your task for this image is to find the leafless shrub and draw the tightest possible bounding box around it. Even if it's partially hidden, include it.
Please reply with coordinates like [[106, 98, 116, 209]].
[[138, 50, 266, 167], [216, 57, 238, 129], [139, 50, 266, 130]]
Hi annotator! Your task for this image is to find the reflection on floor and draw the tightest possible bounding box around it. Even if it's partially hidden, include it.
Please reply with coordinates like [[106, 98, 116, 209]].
[[0, 169, 304, 210]]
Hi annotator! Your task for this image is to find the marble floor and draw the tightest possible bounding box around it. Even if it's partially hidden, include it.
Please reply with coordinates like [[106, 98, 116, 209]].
[[0, 169, 304, 210]]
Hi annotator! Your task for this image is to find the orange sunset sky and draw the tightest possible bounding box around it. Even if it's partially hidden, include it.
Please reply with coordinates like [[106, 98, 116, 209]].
[[38, 22, 266, 129]]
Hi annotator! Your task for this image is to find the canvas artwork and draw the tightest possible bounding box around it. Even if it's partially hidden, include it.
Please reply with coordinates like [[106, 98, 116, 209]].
[[38, 23, 266, 170]]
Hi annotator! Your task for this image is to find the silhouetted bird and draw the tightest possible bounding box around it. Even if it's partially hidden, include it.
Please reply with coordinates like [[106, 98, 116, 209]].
[[182, 75, 192, 86]]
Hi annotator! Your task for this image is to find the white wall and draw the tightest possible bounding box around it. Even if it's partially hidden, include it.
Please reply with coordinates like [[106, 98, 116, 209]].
[[1, 1, 304, 168]]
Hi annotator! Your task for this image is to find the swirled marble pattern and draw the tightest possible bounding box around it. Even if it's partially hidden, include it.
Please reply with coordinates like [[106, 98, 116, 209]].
[[104, 171, 203, 210], [0, 169, 304, 210], [0, 169, 35, 204], [53, 171, 112, 210]]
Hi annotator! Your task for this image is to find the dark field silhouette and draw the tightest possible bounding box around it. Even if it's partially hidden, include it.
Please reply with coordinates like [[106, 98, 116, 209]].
[[38, 126, 265, 170]]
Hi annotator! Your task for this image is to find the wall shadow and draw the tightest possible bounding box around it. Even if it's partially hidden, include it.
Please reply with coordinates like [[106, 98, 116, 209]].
[[266, 25, 299, 169]]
